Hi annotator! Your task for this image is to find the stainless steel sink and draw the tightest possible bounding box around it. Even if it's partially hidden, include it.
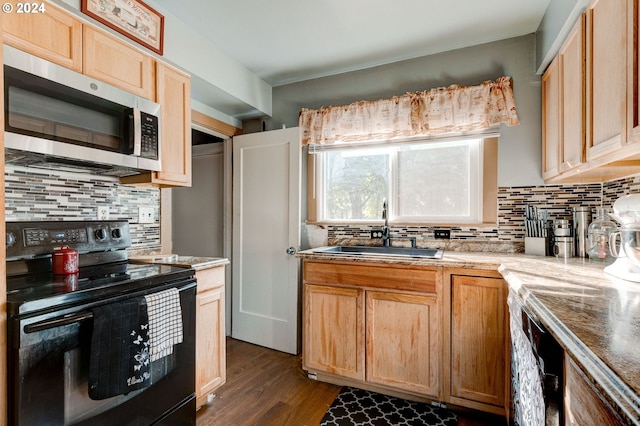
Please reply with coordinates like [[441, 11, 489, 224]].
[[312, 245, 444, 259]]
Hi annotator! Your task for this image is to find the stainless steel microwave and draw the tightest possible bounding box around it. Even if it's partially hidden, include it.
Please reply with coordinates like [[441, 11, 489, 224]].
[[3, 45, 161, 177]]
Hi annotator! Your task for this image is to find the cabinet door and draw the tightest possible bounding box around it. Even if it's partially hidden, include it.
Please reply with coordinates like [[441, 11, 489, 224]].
[[586, 0, 629, 159], [154, 63, 192, 186], [366, 291, 440, 397], [303, 284, 365, 381], [565, 354, 625, 425], [196, 286, 226, 409], [628, 0, 640, 143], [542, 57, 561, 180], [120, 63, 192, 187], [3, 2, 82, 71], [450, 275, 507, 407], [83, 26, 155, 99], [559, 14, 586, 172]]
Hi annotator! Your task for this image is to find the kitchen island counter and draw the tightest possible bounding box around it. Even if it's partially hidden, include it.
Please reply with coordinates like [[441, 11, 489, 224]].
[[298, 249, 640, 424]]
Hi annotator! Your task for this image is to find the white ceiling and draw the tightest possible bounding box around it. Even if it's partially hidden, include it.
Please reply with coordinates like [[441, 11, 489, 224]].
[[153, 0, 550, 88]]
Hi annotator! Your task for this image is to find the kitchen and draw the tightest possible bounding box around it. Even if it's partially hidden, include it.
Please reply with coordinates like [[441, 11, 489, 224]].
[[1, 0, 640, 425]]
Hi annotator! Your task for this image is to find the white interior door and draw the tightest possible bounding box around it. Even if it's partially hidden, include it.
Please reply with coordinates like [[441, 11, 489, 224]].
[[231, 127, 301, 354]]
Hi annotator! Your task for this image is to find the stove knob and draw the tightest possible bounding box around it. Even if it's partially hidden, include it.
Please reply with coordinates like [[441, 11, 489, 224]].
[[6, 232, 16, 247], [95, 228, 107, 241], [111, 228, 122, 239]]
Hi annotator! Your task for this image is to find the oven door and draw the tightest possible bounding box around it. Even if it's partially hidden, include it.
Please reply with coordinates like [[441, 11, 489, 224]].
[[7, 281, 196, 426]]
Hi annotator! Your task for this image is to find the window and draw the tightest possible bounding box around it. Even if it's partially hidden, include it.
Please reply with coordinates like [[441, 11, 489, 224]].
[[311, 138, 485, 224]]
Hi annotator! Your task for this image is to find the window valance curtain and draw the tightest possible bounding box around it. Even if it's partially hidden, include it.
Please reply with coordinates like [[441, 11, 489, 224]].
[[299, 76, 519, 145]]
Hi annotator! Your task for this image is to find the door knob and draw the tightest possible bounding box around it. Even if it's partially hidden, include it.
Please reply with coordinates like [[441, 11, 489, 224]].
[[286, 246, 297, 255]]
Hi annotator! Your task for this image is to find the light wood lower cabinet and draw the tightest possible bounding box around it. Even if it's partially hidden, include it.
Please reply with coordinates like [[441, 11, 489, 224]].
[[445, 270, 509, 415], [302, 260, 511, 418], [565, 354, 625, 425], [195, 266, 226, 410], [302, 260, 442, 400], [366, 291, 439, 397], [303, 283, 365, 381]]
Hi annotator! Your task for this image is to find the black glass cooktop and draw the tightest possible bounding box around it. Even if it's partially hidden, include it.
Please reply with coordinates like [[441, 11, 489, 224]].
[[6, 261, 195, 317]]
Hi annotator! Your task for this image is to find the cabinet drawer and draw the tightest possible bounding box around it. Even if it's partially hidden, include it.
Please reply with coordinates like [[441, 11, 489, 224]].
[[304, 261, 439, 293], [196, 266, 225, 293]]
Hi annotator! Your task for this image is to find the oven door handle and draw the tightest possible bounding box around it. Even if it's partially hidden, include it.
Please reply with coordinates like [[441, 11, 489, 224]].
[[24, 311, 94, 334]]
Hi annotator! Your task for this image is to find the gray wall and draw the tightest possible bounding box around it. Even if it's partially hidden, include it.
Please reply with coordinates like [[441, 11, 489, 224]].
[[268, 34, 543, 187], [535, 0, 588, 73]]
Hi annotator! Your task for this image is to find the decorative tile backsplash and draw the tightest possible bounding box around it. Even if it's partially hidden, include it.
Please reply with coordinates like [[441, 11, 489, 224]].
[[5, 165, 161, 250], [323, 179, 640, 252], [7, 165, 640, 254]]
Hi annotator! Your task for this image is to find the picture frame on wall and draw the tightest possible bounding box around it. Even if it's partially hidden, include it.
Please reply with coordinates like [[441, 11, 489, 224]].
[[81, 0, 164, 55]]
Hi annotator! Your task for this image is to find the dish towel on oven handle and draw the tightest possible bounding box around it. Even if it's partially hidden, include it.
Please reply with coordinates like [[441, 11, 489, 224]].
[[144, 287, 184, 361], [89, 297, 151, 400]]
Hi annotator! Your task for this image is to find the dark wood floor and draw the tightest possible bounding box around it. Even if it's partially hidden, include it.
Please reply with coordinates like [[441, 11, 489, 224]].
[[196, 337, 507, 426]]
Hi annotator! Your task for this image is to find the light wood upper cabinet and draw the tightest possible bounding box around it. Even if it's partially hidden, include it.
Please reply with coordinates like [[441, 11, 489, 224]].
[[153, 63, 192, 186], [3, 1, 82, 71], [83, 26, 155, 100], [542, 1, 640, 183], [2, 2, 193, 188], [628, 0, 640, 143], [543, 14, 586, 180], [121, 63, 192, 187], [303, 283, 365, 381], [586, 0, 629, 160], [366, 290, 440, 397], [196, 266, 226, 410], [542, 56, 561, 180], [559, 13, 586, 172]]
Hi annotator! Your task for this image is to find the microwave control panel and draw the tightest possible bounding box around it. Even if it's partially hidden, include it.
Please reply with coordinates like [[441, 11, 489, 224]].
[[140, 112, 159, 160]]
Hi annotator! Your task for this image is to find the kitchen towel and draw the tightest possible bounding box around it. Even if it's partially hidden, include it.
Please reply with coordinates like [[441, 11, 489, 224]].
[[89, 297, 151, 400], [144, 288, 183, 361]]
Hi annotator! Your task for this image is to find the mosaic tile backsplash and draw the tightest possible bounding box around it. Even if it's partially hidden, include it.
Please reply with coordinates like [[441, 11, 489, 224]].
[[6, 165, 640, 254], [5, 166, 161, 251], [322, 177, 640, 253]]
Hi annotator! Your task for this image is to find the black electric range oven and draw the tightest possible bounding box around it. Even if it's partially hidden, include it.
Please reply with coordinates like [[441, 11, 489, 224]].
[[5, 221, 196, 425]]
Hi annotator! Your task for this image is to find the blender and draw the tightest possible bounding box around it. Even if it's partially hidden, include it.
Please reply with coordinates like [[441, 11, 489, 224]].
[[604, 194, 640, 282]]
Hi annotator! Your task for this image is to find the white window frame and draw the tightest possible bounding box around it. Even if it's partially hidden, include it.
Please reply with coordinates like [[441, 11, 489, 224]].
[[311, 137, 485, 224]]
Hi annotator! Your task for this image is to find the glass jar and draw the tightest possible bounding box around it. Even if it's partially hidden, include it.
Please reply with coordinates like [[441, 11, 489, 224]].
[[587, 208, 618, 260]]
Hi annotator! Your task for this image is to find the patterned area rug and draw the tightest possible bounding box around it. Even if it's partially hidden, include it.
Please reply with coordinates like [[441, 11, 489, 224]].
[[320, 387, 458, 426]]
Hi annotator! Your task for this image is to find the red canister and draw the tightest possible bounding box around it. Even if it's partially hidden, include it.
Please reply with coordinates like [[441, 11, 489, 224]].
[[52, 246, 79, 274]]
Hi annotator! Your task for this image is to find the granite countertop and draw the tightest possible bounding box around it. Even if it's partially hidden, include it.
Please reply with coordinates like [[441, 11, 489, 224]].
[[130, 254, 230, 271], [298, 248, 640, 425]]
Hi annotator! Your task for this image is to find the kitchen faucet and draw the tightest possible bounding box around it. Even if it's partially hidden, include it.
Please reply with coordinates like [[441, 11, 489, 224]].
[[382, 199, 390, 247]]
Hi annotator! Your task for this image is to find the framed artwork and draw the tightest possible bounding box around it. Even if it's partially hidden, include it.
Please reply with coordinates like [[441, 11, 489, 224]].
[[81, 0, 164, 55]]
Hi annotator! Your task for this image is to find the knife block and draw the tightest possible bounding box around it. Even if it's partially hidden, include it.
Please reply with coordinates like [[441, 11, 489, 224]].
[[525, 237, 549, 256]]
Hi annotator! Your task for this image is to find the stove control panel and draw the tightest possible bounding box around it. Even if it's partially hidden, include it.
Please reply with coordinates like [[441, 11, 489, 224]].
[[24, 227, 88, 246], [6, 220, 131, 259]]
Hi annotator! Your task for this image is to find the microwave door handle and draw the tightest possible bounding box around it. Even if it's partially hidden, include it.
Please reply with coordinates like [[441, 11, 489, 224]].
[[24, 311, 94, 334], [132, 107, 142, 156]]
